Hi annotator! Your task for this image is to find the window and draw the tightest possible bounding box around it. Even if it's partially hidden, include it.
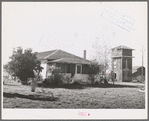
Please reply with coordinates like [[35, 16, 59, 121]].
[[77, 65, 82, 74], [122, 50, 132, 56]]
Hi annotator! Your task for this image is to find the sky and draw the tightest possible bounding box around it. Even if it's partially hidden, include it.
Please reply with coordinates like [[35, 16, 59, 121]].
[[2, 2, 147, 67]]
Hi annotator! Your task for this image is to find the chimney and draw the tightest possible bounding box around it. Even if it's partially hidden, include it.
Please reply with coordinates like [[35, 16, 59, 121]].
[[84, 50, 86, 59]]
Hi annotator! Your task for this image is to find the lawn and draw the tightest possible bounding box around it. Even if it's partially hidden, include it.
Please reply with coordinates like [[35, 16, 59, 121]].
[[3, 79, 145, 109]]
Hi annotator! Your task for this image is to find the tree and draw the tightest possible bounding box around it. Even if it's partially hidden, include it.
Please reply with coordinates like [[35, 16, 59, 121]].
[[92, 38, 112, 74], [92, 24, 115, 73], [3, 64, 12, 75], [5, 47, 43, 85], [89, 59, 103, 74]]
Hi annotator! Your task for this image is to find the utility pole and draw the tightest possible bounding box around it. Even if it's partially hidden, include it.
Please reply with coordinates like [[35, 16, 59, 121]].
[[105, 50, 106, 74]]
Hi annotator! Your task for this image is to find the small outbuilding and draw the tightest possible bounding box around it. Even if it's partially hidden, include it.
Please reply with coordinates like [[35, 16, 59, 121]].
[[132, 66, 145, 78]]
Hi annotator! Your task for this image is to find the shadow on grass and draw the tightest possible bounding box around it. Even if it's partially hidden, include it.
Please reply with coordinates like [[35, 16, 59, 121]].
[[3, 83, 21, 86], [86, 83, 138, 88], [38, 83, 138, 89], [3, 92, 58, 101]]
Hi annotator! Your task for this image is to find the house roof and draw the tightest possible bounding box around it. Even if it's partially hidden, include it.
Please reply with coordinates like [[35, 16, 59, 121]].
[[111, 56, 135, 58], [132, 66, 145, 73], [49, 58, 91, 64], [133, 66, 141, 70], [132, 69, 138, 74], [111, 45, 134, 50], [37, 49, 92, 65], [36, 50, 56, 60]]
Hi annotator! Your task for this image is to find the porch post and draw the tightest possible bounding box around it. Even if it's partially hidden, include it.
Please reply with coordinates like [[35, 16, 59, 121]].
[[75, 64, 77, 74]]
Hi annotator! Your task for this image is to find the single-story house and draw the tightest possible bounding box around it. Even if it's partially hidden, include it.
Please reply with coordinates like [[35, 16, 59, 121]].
[[36, 49, 96, 83], [132, 66, 145, 78]]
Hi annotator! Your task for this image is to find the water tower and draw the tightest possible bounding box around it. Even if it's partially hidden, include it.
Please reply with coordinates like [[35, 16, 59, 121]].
[[111, 45, 134, 82]]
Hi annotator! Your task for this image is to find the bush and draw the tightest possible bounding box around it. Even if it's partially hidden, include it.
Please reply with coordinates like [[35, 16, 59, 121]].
[[88, 74, 95, 84], [88, 74, 101, 85], [94, 74, 101, 84], [73, 81, 81, 85], [61, 74, 72, 84], [43, 73, 72, 86], [136, 75, 145, 83], [88, 71, 110, 85], [43, 78, 51, 85], [52, 73, 63, 85], [43, 66, 72, 86]]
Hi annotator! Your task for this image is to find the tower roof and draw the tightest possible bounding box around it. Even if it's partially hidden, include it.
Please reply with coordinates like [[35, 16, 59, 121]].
[[111, 45, 134, 50]]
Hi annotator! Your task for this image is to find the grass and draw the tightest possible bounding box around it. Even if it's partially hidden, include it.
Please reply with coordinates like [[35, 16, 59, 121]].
[[3, 79, 145, 109]]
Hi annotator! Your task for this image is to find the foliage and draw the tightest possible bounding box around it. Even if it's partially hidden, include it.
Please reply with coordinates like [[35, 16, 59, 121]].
[[136, 75, 145, 83], [43, 65, 72, 86], [87, 59, 105, 84], [88, 71, 110, 85], [71, 71, 75, 78], [92, 36, 113, 73], [106, 71, 116, 84], [3, 63, 14, 76], [61, 74, 72, 84], [89, 59, 103, 74], [4, 47, 43, 85], [88, 74, 95, 84]]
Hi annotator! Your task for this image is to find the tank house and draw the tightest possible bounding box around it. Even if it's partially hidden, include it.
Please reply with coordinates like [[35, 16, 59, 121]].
[[111, 45, 134, 82]]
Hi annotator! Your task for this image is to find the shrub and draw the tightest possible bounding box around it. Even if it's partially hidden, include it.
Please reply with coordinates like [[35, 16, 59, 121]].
[[43, 66, 72, 86], [73, 81, 82, 85], [88, 74, 95, 84], [43, 78, 51, 85], [88, 71, 109, 85], [132, 80, 138, 83], [61, 74, 72, 84], [88, 74, 101, 85], [94, 74, 101, 84], [136, 75, 145, 83]]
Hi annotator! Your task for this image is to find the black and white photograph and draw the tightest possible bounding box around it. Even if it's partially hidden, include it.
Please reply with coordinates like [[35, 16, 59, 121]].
[[2, 1, 147, 119]]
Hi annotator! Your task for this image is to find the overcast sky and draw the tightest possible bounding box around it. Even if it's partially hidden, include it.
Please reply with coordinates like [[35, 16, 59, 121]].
[[2, 2, 147, 67]]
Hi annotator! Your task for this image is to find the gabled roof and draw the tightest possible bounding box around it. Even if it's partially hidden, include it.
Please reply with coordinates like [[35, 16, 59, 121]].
[[133, 66, 141, 70], [132, 66, 145, 73], [111, 45, 134, 50], [37, 49, 92, 64], [133, 66, 145, 70]]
